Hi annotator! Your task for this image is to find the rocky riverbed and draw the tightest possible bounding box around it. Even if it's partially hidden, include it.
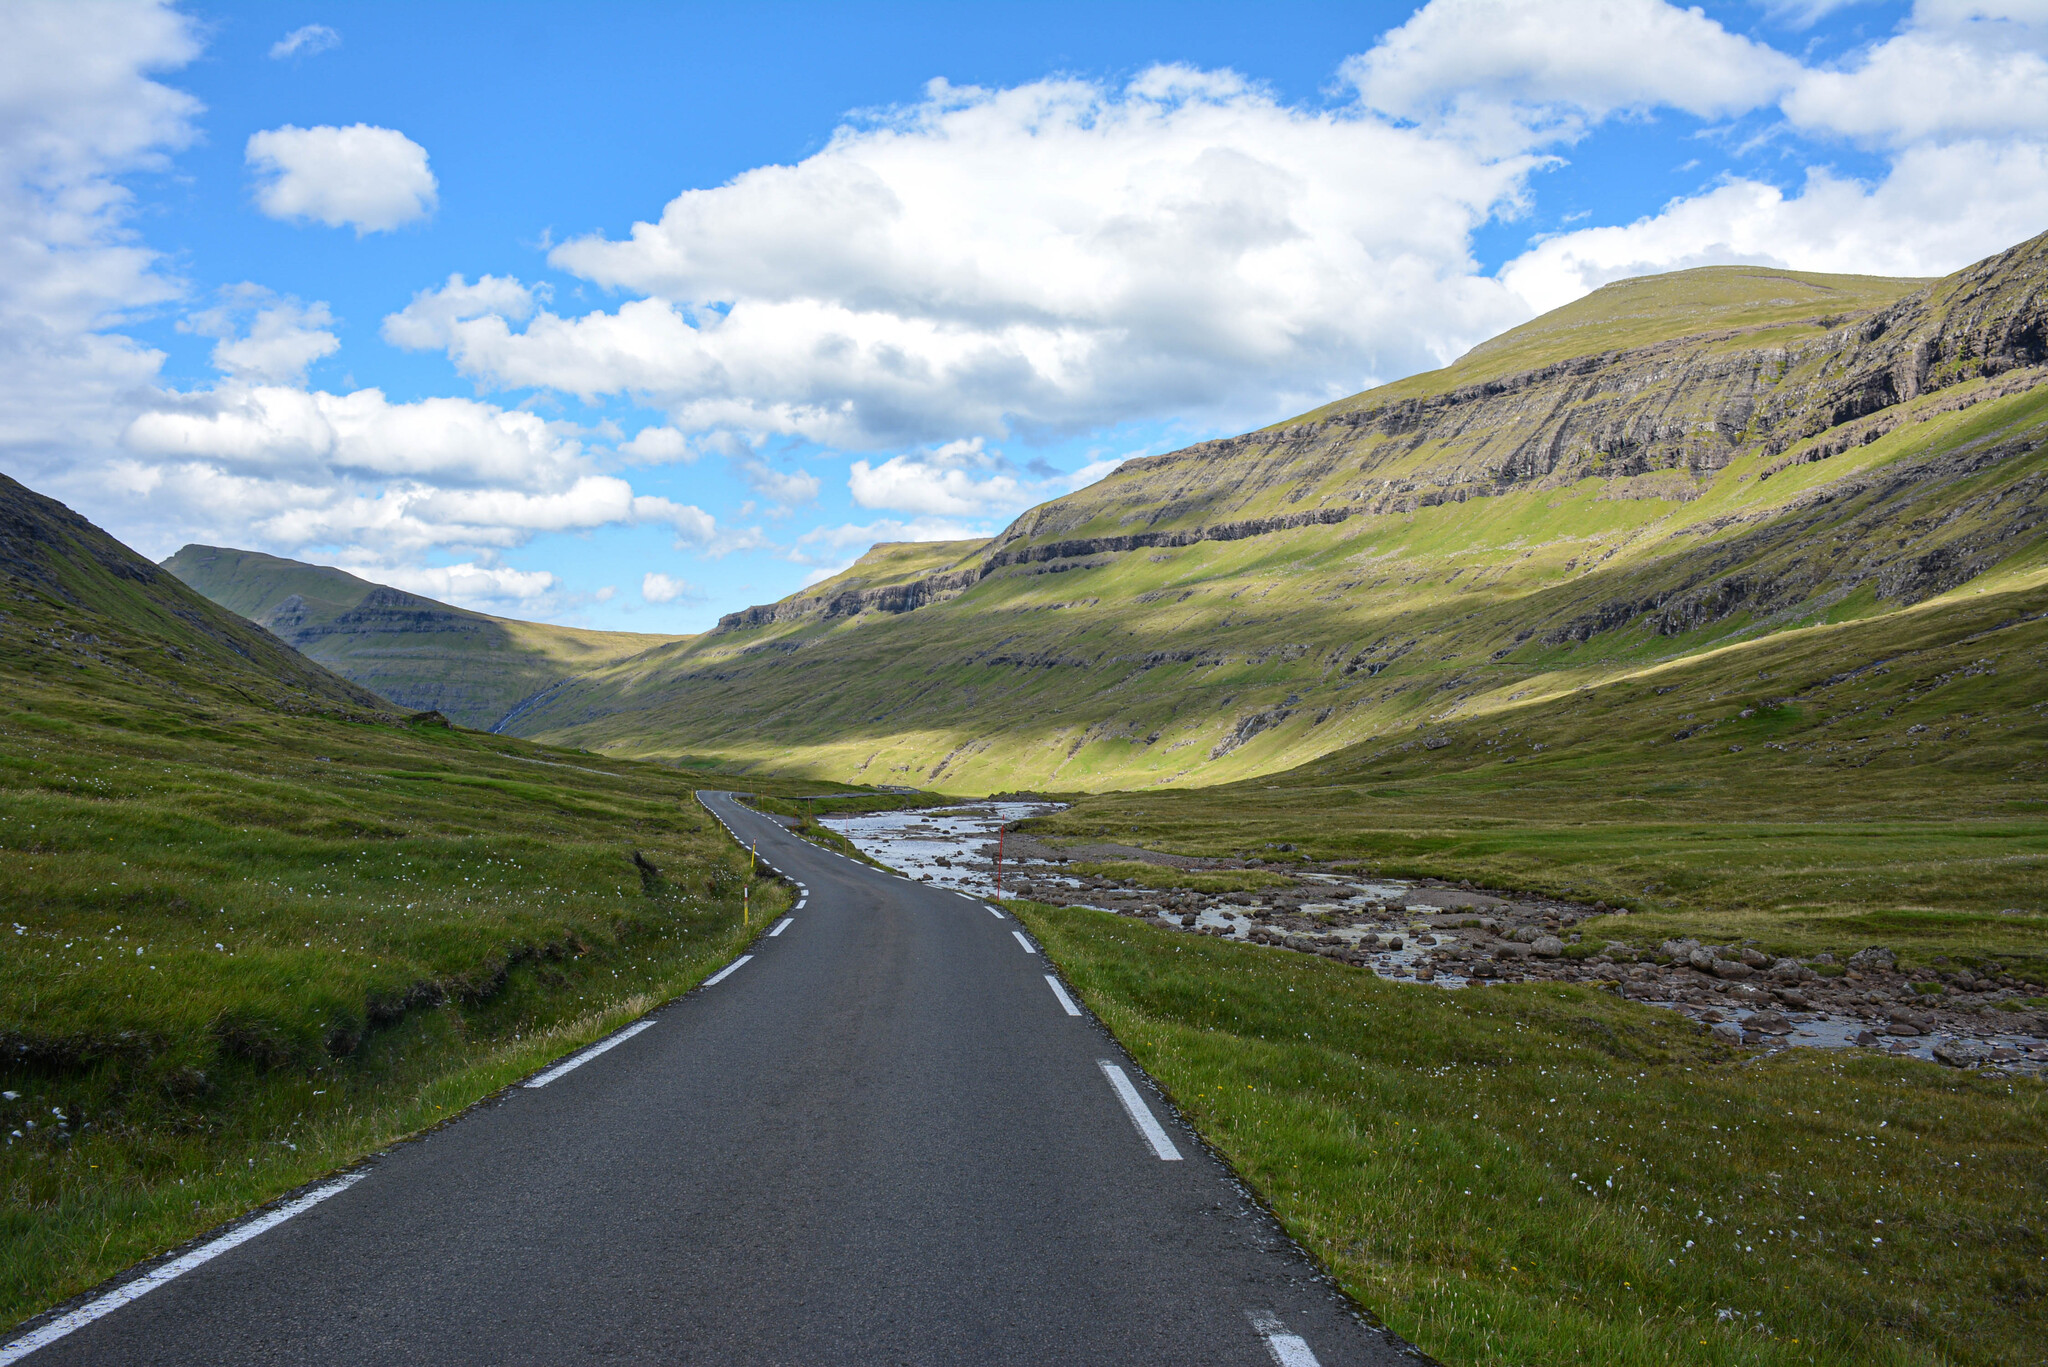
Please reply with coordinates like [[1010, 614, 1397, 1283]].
[[813, 803, 2048, 1075]]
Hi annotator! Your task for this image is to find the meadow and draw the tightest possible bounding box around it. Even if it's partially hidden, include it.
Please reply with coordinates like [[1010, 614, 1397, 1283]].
[[1017, 900, 2047, 1366]]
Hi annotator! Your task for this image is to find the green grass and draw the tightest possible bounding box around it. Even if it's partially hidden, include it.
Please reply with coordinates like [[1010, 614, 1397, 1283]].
[[0, 686, 810, 1330], [1029, 570, 2048, 971], [1017, 900, 2048, 1366], [1065, 860, 1294, 894], [0, 501, 893, 1330]]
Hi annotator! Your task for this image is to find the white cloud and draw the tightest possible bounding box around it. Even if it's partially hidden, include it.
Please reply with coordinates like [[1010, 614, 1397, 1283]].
[[371, 561, 555, 608], [1782, 2, 2048, 145], [0, 0, 199, 472], [183, 288, 338, 384], [735, 457, 821, 508], [1502, 140, 2048, 313], [641, 571, 698, 604], [617, 424, 696, 463], [1346, 0, 1799, 146], [268, 24, 339, 60], [385, 67, 1541, 448], [848, 436, 1026, 516], [246, 123, 437, 233]]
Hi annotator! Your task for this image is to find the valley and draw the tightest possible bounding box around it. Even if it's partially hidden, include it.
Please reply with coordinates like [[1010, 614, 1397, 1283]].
[[8, 235, 2045, 1367]]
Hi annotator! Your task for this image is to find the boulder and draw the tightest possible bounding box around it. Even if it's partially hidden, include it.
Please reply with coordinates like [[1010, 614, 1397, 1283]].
[[1739, 947, 1769, 968], [1661, 938, 1702, 960], [1509, 926, 1542, 944], [1688, 948, 1719, 972], [1932, 1038, 1996, 1068], [1849, 946, 1897, 971], [1745, 1011, 1794, 1035], [1710, 1022, 1746, 1045], [1531, 935, 1566, 959], [1711, 958, 1754, 980], [1496, 942, 1534, 960]]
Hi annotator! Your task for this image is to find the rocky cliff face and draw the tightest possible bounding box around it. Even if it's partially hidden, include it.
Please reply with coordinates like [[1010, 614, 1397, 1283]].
[[504, 233, 2048, 792]]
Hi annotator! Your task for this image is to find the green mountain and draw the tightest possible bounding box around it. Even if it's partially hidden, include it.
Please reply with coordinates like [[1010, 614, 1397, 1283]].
[[0, 474, 392, 719], [500, 231, 2048, 793], [163, 546, 683, 730]]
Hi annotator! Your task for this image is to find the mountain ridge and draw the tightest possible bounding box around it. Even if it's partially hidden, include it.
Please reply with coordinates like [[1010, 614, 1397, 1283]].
[[496, 230, 2048, 792], [163, 546, 685, 730]]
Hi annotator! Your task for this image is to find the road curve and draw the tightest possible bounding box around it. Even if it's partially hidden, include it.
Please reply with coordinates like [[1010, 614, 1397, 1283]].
[[9, 792, 1424, 1366]]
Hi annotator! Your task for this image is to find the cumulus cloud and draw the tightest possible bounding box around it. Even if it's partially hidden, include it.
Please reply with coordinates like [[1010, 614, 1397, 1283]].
[[268, 24, 339, 60], [848, 437, 1026, 517], [246, 123, 437, 233], [0, 0, 200, 474], [1782, 2, 2048, 145], [1346, 0, 1800, 146], [617, 424, 695, 463], [641, 571, 698, 604], [384, 67, 1541, 448], [372, 561, 555, 608], [183, 287, 339, 384], [735, 457, 821, 509]]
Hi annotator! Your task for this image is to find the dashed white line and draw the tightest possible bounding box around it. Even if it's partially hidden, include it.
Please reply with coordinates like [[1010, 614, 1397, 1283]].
[[1098, 1061, 1182, 1161], [985, 905, 1004, 918], [1247, 1311, 1322, 1367], [1011, 930, 1037, 954], [701, 954, 754, 986], [522, 1018, 658, 1089], [794, 899, 807, 910], [0, 1172, 368, 1365], [1044, 975, 1081, 1016], [769, 917, 793, 936]]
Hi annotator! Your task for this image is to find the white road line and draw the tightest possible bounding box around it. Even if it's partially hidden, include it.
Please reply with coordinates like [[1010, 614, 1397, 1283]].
[[770, 917, 792, 936], [985, 905, 1004, 918], [1011, 930, 1037, 954], [1098, 1061, 1182, 1161], [522, 1018, 658, 1088], [794, 899, 807, 910], [1247, 1311, 1322, 1367], [0, 1173, 368, 1365], [1044, 975, 1081, 1016], [701, 954, 754, 986]]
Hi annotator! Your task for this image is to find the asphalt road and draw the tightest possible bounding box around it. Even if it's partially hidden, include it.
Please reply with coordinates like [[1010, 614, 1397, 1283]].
[[12, 792, 1423, 1366]]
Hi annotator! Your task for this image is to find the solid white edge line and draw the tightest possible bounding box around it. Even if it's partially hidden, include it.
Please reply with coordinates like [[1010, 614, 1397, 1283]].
[[700, 953, 754, 986], [1098, 1060, 1182, 1161], [1011, 929, 1037, 954], [1247, 1311, 1322, 1367], [522, 1018, 658, 1089], [0, 1172, 368, 1365], [1044, 975, 1082, 1016], [769, 917, 792, 936], [985, 905, 1003, 918]]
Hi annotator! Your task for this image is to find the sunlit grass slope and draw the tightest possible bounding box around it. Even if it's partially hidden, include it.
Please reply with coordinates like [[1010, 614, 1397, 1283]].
[[0, 474, 845, 1330], [510, 363, 2048, 803], [164, 545, 683, 730]]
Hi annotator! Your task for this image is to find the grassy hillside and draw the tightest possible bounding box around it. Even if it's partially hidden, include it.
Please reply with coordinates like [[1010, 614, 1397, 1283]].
[[0, 476, 850, 1330], [503, 233, 2048, 806], [164, 546, 682, 730]]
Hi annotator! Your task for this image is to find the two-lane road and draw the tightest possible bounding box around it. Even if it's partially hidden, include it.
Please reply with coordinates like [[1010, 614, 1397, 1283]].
[[9, 792, 1422, 1366]]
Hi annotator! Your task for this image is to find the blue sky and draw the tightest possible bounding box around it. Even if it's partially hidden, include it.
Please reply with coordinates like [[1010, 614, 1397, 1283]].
[[8, 1, 2048, 632]]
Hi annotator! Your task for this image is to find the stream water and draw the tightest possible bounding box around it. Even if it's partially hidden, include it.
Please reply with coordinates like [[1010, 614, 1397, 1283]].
[[820, 804, 2048, 1071]]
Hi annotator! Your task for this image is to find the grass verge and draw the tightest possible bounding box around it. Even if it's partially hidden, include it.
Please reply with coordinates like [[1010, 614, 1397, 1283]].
[[0, 686, 815, 1331], [1017, 899, 2047, 1366]]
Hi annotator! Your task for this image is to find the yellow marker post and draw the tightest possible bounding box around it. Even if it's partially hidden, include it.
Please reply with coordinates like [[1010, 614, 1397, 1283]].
[[743, 883, 749, 925]]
